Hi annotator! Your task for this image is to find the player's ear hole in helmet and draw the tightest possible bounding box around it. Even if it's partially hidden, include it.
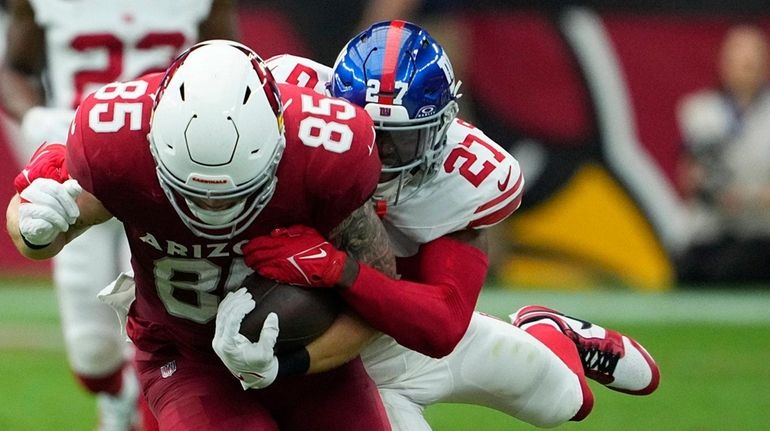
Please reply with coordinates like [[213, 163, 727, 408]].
[[330, 20, 460, 205], [149, 40, 286, 239]]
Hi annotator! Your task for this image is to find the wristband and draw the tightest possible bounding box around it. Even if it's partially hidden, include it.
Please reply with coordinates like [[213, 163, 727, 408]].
[[276, 347, 310, 377], [20, 231, 51, 250]]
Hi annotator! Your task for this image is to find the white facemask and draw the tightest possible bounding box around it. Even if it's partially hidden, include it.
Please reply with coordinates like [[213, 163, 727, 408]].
[[374, 171, 418, 206]]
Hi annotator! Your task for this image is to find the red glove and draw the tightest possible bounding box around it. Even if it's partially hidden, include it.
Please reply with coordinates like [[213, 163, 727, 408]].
[[243, 225, 347, 288], [14, 143, 69, 194]]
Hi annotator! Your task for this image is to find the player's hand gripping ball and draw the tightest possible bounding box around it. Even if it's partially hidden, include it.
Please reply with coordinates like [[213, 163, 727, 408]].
[[238, 272, 341, 354]]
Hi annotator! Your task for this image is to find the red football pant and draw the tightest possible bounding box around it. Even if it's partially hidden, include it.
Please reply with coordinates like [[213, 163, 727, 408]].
[[137, 354, 391, 431]]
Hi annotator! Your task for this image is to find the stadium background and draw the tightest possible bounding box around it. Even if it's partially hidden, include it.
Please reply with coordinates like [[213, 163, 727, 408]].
[[1, 1, 769, 429]]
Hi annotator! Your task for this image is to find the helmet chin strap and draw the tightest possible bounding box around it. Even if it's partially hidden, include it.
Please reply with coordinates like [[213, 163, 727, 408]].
[[186, 199, 247, 226]]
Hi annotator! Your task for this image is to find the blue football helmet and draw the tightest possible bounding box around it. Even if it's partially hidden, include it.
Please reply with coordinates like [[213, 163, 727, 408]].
[[331, 20, 460, 204]]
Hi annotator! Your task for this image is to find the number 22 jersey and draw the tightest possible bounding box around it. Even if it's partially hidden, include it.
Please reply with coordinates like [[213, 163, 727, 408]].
[[30, 0, 213, 109]]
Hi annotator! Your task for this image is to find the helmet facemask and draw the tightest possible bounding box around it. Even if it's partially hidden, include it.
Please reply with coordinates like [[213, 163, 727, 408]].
[[151, 138, 283, 239], [149, 40, 285, 239], [373, 100, 459, 204]]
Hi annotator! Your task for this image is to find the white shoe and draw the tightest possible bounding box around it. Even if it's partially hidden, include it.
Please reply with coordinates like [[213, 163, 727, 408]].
[[511, 305, 660, 395], [96, 367, 141, 431]]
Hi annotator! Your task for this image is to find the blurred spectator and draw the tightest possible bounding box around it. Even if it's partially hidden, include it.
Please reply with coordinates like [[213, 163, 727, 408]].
[[676, 24, 770, 284]]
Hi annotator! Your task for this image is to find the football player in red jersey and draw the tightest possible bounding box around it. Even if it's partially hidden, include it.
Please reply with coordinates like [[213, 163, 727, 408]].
[[7, 40, 393, 430], [249, 21, 661, 430], [1, 1, 236, 429]]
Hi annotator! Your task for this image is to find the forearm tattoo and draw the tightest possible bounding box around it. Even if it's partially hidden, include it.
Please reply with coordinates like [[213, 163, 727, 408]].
[[330, 203, 397, 277]]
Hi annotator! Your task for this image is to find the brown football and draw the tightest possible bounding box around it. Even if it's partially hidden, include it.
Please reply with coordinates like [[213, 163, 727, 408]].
[[238, 272, 341, 354]]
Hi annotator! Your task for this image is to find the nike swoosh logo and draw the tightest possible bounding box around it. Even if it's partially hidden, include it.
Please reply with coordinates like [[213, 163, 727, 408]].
[[298, 248, 328, 260], [497, 166, 512, 191]]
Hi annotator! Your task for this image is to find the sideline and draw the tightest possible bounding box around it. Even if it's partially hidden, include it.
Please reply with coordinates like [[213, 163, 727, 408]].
[[2, 285, 770, 350], [478, 287, 770, 324]]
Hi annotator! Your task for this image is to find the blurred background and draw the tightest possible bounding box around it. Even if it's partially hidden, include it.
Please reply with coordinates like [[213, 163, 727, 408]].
[[1, 0, 769, 430]]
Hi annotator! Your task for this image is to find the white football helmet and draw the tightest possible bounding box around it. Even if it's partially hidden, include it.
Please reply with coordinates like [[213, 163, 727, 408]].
[[149, 40, 285, 239]]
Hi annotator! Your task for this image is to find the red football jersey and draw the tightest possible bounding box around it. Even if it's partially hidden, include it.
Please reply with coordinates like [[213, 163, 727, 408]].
[[66, 74, 379, 356]]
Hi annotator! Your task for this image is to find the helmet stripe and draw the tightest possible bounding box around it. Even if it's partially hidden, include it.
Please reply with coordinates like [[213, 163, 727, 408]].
[[379, 20, 407, 105]]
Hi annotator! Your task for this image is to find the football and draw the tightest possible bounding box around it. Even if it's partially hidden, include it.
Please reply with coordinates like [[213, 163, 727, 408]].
[[238, 272, 342, 354]]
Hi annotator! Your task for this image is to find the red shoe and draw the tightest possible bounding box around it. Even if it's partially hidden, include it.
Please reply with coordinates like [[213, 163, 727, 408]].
[[511, 305, 660, 395]]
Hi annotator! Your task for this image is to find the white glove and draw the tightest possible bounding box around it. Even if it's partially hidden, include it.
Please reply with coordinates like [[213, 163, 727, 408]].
[[18, 178, 82, 246], [212, 287, 280, 390], [18, 106, 76, 165]]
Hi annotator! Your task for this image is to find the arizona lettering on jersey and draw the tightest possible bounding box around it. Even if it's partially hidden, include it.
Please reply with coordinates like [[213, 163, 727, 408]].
[[268, 54, 524, 256], [66, 74, 379, 354]]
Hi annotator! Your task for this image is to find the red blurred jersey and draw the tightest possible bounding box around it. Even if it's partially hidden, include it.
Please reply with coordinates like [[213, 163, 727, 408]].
[[66, 74, 379, 358]]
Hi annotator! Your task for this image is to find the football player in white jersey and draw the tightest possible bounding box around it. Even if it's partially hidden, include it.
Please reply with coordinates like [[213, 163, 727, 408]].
[[0, 1, 236, 430], [252, 20, 661, 430]]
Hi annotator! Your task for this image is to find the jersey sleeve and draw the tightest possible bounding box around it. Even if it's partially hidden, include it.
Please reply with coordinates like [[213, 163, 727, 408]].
[[383, 119, 524, 251], [278, 84, 381, 236], [343, 235, 489, 358], [65, 75, 159, 214], [266, 54, 333, 95], [311, 107, 380, 234], [65, 104, 95, 194], [28, 0, 56, 25]]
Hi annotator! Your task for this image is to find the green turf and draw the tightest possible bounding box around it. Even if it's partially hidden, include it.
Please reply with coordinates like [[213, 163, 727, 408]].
[[2, 284, 769, 430], [425, 323, 770, 430], [0, 350, 96, 430]]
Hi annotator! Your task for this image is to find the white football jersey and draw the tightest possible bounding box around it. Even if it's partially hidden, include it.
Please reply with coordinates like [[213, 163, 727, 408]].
[[267, 54, 523, 256], [381, 119, 523, 255], [31, 0, 213, 109], [266, 54, 331, 96]]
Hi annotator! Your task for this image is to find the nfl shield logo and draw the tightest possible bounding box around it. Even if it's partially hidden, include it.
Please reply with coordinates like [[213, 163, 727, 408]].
[[379, 107, 392, 117]]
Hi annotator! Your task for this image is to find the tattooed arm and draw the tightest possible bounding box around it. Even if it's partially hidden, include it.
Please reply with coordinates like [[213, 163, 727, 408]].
[[306, 197, 483, 369], [304, 202, 394, 373], [329, 206, 489, 358], [331, 201, 397, 285], [322, 198, 486, 359]]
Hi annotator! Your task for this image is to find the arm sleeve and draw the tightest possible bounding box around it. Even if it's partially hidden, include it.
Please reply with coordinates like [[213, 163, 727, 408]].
[[341, 235, 489, 358], [314, 114, 379, 235], [65, 105, 95, 194]]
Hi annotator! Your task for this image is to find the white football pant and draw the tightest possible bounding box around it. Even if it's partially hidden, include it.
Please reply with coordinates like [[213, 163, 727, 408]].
[[363, 312, 584, 430], [54, 218, 132, 377]]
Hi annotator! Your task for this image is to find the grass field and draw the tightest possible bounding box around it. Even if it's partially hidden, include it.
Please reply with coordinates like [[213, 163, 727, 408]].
[[1, 278, 769, 430]]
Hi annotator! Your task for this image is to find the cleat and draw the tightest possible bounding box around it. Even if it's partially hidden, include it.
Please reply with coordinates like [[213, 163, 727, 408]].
[[510, 305, 660, 395]]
